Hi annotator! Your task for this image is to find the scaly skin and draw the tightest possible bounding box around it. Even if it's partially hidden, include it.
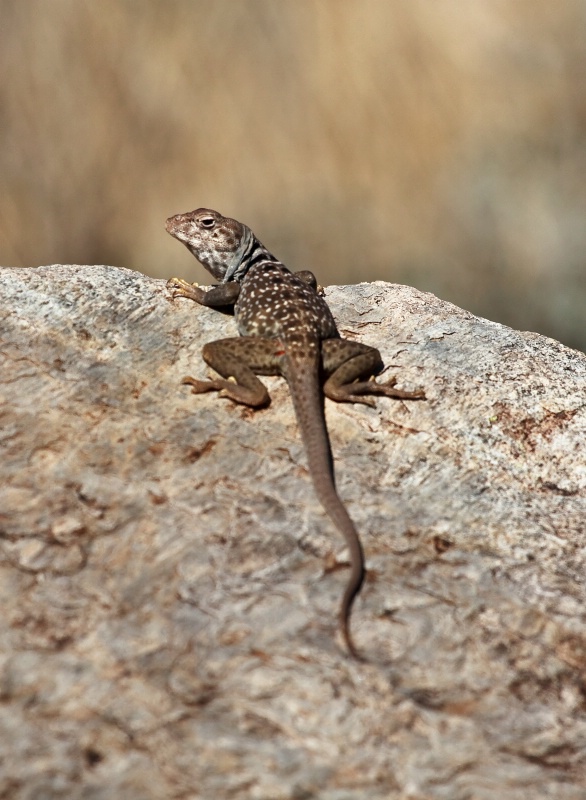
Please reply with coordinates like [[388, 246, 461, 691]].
[[165, 208, 425, 659]]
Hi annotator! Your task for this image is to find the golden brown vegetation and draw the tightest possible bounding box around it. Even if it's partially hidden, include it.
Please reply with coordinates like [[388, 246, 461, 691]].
[[1, 1, 585, 349]]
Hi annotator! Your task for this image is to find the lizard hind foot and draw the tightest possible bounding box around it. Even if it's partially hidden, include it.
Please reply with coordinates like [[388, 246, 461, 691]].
[[344, 393, 378, 407], [379, 380, 426, 400], [350, 376, 426, 402], [323, 380, 379, 406], [181, 375, 269, 407], [181, 375, 225, 394]]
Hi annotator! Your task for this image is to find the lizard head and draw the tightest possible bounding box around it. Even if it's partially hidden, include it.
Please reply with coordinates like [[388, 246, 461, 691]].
[[165, 208, 251, 282]]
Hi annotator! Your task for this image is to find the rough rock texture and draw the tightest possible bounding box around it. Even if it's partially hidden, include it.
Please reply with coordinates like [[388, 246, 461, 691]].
[[1, 264, 585, 799]]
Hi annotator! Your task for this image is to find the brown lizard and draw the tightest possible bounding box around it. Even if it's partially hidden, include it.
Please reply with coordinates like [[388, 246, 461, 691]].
[[165, 208, 424, 659]]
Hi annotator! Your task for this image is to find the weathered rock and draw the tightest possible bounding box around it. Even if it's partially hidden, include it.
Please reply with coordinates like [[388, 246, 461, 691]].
[[1, 264, 585, 799]]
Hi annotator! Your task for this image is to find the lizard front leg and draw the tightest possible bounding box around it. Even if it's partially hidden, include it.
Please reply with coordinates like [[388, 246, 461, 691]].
[[322, 338, 425, 406], [167, 277, 241, 307], [183, 336, 284, 407]]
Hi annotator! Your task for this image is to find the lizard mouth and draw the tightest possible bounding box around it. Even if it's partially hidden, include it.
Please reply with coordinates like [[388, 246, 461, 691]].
[[165, 215, 182, 234]]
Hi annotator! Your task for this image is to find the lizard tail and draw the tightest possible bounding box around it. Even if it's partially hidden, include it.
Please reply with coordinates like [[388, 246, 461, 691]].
[[285, 355, 365, 660]]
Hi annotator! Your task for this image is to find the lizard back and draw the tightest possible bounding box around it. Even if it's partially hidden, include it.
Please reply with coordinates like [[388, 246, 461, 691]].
[[236, 261, 339, 352]]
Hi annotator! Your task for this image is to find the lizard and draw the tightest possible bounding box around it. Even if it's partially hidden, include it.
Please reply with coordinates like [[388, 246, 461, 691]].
[[165, 208, 425, 659]]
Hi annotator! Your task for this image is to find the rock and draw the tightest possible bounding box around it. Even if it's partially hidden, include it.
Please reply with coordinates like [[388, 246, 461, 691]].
[[1, 264, 585, 799]]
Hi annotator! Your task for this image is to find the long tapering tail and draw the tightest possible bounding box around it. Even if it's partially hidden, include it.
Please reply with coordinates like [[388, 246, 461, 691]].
[[285, 354, 365, 659]]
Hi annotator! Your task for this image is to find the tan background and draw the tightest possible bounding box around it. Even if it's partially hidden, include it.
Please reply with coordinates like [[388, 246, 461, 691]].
[[2, 0, 585, 351]]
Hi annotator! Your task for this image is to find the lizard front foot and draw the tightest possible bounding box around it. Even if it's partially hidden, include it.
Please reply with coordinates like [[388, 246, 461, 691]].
[[166, 277, 206, 302]]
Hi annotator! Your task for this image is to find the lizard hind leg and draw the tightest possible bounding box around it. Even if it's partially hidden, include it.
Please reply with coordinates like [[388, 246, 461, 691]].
[[182, 336, 282, 407], [322, 338, 425, 405]]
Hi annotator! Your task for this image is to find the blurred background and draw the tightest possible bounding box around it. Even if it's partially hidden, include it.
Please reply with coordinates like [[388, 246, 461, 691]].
[[1, 1, 585, 351]]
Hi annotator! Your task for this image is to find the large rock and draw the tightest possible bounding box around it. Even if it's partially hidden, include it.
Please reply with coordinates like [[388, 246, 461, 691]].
[[1, 264, 585, 799]]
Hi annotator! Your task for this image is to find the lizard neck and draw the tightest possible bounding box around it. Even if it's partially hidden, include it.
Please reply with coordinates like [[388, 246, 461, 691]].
[[222, 227, 280, 284]]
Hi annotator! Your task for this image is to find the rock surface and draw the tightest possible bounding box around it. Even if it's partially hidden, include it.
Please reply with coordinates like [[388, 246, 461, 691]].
[[1, 264, 585, 799]]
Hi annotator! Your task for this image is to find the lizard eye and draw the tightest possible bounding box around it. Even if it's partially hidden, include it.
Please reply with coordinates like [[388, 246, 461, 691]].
[[200, 217, 215, 229]]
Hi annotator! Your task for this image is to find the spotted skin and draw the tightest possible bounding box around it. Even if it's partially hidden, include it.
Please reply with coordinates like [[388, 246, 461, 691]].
[[165, 208, 425, 659]]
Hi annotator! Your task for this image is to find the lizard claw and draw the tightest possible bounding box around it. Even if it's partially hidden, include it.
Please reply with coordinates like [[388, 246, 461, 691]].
[[167, 278, 205, 302]]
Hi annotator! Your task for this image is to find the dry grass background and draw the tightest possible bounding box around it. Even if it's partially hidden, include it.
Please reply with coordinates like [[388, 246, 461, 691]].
[[1, 0, 585, 350]]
